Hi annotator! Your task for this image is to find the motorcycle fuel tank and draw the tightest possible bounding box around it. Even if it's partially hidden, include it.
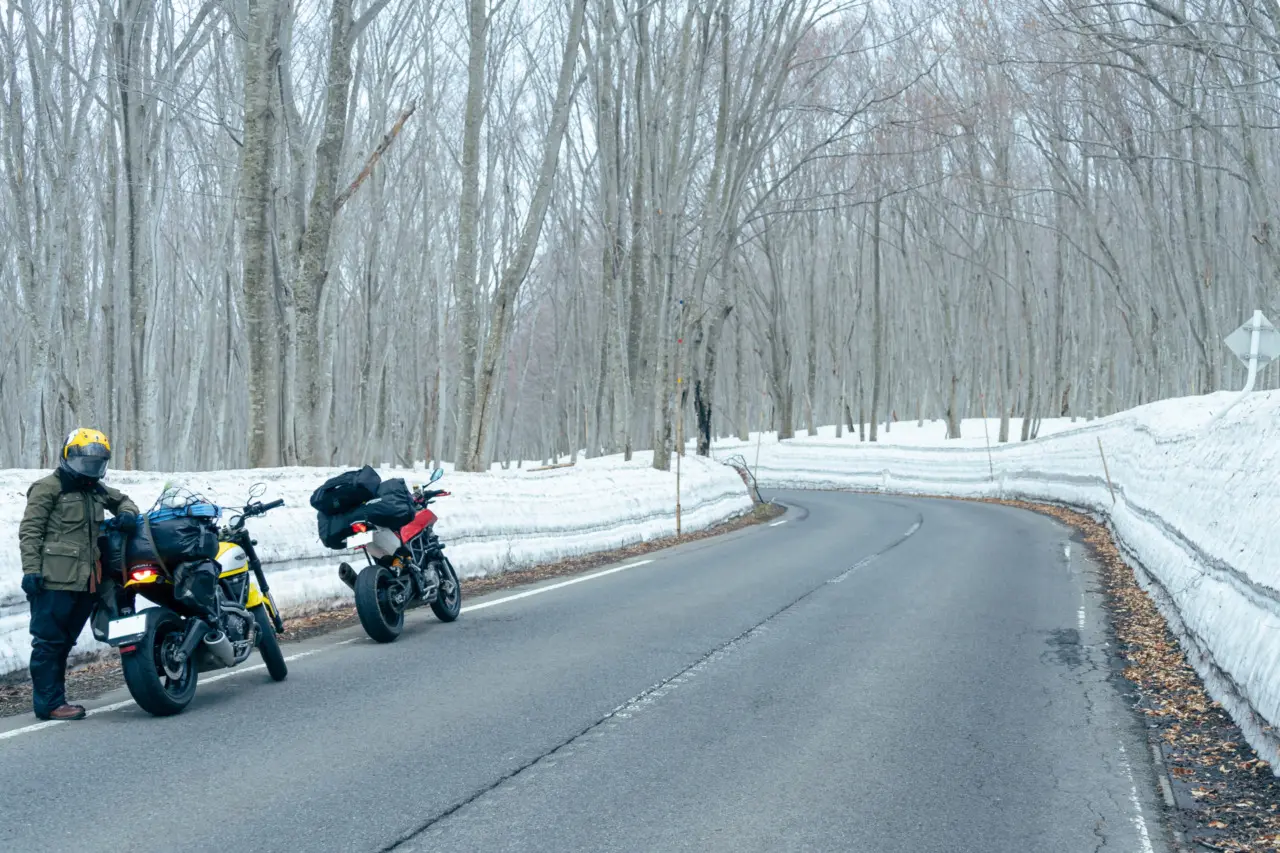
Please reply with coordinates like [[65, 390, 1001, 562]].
[[215, 541, 249, 577]]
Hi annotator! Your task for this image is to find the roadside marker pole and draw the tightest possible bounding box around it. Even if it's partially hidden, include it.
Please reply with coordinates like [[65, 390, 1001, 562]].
[[675, 300, 684, 538], [676, 375, 683, 538], [1215, 310, 1280, 426], [1097, 437, 1116, 505], [980, 393, 994, 482]]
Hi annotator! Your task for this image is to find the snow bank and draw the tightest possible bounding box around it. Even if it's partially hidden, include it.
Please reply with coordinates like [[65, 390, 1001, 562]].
[[717, 392, 1280, 769], [0, 453, 752, 677]]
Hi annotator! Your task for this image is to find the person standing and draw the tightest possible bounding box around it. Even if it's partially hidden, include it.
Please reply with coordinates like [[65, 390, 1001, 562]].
[[18, 429, 140, 721]]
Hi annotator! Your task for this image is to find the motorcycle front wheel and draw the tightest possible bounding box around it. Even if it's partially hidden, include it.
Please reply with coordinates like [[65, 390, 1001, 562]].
[[252, 605, 288, 681], [355, 565, 405, 643], [121, 614, 199, 716], [429, 557, 462, 623]]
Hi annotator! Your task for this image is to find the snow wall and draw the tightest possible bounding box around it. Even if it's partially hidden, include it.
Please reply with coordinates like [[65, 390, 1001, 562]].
[[717, 391, 1280, 770], [0, 453, 753, 677]]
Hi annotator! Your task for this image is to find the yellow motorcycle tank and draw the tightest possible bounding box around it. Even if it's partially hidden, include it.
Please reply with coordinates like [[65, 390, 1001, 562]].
[[216, 541, 249, 578], [216, 540, 272, 611], [217, 540, 272, 611]]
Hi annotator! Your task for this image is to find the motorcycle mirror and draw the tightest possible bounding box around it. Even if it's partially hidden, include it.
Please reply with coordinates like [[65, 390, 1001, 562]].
[[429, 468, 444, 483], [249, 483, 266, 499]]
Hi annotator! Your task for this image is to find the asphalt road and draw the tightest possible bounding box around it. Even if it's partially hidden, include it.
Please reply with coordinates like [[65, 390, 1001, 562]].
[[0, 492, 1169, 852]]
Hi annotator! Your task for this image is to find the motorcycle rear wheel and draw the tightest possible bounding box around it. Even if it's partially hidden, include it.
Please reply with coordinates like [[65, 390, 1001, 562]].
[[355, 565, 405, 643], [121, 614, 199, 716], [430, 557, 462, 623]]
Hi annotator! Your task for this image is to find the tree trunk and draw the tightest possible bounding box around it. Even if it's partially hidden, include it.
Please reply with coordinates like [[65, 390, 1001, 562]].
[[870, 197, 883, 443], [237, 0, 283, 468], [694, 302, 732, 456], [451, 0, 488, 469], [461, 0, 587, 471], [294, 0, 356, 465]]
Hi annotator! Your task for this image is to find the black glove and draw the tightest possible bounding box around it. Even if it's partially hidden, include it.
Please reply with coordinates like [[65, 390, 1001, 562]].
[[115, 511, 140, 533], [21, 574, 44, 597]]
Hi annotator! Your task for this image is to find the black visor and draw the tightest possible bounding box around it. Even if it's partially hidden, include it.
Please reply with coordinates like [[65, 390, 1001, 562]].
[[65, 445, 110, 480]]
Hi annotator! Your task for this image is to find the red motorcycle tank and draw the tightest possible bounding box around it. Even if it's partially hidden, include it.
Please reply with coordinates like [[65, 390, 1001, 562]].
[[398, 508, 438, 543]]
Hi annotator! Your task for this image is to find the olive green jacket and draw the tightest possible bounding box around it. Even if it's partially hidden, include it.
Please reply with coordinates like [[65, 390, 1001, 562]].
[[19, 472, 139, 592]]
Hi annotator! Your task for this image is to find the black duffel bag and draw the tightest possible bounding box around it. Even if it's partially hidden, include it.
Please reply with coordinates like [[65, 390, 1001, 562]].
[[364, 478, 417, 529], [100, 521, 166, 576], [310, 466, 381, 515], [150, 517, 219, 564], [317, 505, 368, 550], [173, 559, 220, 622]]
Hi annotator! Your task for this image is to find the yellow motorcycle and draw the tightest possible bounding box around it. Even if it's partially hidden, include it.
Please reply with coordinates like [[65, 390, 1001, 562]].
[[100, 488, 288, 716]]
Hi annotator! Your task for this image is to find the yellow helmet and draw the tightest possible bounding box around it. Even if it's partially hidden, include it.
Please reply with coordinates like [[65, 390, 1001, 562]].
[[61, 428, 112, 480]]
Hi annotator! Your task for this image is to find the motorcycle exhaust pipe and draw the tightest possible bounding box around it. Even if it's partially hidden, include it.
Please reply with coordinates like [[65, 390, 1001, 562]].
[[338, 562, 357, 590], [202, 630, 236, 668]]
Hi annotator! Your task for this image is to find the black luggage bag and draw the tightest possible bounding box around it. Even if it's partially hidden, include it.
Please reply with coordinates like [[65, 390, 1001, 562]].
[[149, 517, 219, 564], [364, 478, 417, 529], [317, 505, 368, 550], [315, 478, 416, 549], [310, 466, 382, 515]]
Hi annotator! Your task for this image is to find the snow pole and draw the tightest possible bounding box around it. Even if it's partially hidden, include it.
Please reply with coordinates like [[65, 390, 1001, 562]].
[[980, 393, 994, 483], [675, 313, 684, 538], [676, 377, 683, 538], [1097, 437, 1116, 505]]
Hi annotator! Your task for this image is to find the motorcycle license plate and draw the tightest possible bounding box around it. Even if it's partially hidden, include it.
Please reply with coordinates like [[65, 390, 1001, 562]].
[[347, 531, 373, 548], [107, 614, 148, 640]]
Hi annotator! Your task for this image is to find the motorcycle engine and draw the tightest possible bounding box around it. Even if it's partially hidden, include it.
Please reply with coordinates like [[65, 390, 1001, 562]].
[[224, 610, 252, 644]]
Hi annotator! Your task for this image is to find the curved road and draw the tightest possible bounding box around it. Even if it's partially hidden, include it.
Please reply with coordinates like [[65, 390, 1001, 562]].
[[0, 492, 1169, 852]]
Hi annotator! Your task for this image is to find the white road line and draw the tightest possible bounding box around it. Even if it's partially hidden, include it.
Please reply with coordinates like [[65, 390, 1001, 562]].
[[1, 559, 659, 742], [1078, 607, 1086, 631], [461, 560, 654, 614], [1117, 741, 1157, 853], [828, 518, 923, 585], [769, 519, 788, 527]]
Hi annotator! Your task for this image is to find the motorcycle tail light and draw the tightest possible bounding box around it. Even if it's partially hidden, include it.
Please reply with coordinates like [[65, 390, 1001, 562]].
[[351, 522, 367, 533], [129, 567, 158, 583]]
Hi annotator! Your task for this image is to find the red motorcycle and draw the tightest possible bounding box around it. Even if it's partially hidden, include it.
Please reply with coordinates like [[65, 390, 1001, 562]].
[[336, 469, 462, 642]]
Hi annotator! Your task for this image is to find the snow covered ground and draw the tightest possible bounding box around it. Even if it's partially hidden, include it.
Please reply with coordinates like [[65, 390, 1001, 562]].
[[716, 391, 1280, 770], [0, 453, 753, 677]]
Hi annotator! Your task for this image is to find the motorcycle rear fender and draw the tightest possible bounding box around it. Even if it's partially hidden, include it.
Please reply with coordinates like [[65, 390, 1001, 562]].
[[369, 527, 401, 557], [106, 606, 181, 650]]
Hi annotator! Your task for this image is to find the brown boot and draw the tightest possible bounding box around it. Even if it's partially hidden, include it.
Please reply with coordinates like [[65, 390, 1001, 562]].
[[47, 704, 86, 721]]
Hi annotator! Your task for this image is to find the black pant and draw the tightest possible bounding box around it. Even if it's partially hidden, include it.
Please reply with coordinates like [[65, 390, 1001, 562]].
[[28, 589, 96, 718]]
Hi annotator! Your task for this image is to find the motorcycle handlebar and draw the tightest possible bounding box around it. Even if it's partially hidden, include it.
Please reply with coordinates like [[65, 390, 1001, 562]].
[[239, 498, 285, 520]]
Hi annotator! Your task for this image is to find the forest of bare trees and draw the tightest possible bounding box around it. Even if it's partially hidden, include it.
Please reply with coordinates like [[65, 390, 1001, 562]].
[[3, 0, 1279, 472]]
